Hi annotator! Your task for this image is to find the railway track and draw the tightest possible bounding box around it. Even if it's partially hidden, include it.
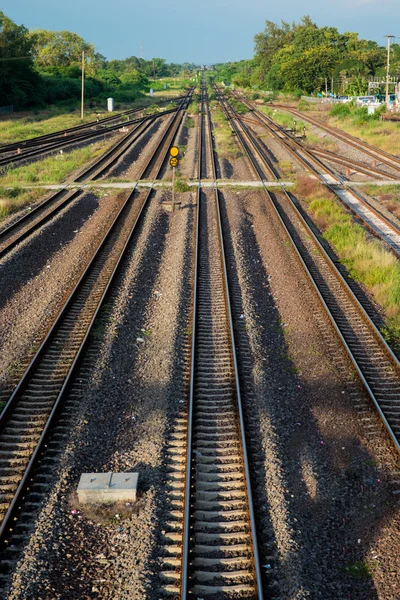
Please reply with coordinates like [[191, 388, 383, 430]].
[[212, 83, 400, 457], [227, 91, 400, 257], [0, 91, 192, 261], [0, 88, 193, 572], [0, 96, 183, 155], [0, 104, 178, 170], [270, 103, 400, 174], [161, 82, 263, 598], [303, 144, 397, 180]]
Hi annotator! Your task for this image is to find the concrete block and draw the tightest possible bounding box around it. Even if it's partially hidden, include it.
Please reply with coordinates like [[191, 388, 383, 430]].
[[77, 472, 138, 504]]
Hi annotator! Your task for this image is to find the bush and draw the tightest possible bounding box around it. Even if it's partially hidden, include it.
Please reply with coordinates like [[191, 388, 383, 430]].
[[298, 99, 310, 111], [330, 103, 352, 118]]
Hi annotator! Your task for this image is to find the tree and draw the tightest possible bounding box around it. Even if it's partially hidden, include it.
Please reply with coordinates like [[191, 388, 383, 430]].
[[254, 20, 292, 83], [119, 69, 149, 89], [0, 11, 41, 107], [29, 29, 96, 71]]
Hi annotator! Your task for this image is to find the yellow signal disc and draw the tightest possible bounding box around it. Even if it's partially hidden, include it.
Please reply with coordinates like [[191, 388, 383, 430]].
[[170, 146, 179, 157], [170, 157, 179, 167]]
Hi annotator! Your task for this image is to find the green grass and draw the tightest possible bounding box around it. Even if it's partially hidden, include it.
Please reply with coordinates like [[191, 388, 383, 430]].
[[308, 104, 400, 155], [361, 184, 400, 220], [185, 116, 195, 129], [0, 110, 97, 145], [261, 106, 305, 131], [0, 92, 183, 146], [211, 106, 242, 160], [174, 179, 190, 192], [296, 175, 400, 343], [0, 140, 113, 185], [343, 562, 373, 579], [188, 100, 199, 115], [0, 187, 46, 221]]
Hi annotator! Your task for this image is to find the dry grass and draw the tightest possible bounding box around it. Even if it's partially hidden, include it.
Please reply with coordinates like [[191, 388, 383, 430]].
[[279, 160, 296, 178], [295, 174, 326, 197], [361, 184, 400, 220], [0, 187, 46, 221], [328, 117, 400, 154], [296, 175, 400, 343]]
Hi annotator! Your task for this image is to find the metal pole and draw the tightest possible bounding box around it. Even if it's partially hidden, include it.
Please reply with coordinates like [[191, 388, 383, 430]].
[[81, 50, 85, 120], [385, 35, 395, 111], [172, 166, 175, 212]]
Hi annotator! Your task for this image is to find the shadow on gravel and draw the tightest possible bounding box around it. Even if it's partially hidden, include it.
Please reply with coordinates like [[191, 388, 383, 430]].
[[221, 158, 233, 179], [142, 199, 194, 599], [0, 192, 100, 311], [218, 191, 391, 599]]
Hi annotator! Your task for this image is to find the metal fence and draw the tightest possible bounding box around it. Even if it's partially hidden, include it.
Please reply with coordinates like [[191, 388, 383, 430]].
[[300, 96, 339, 104], [0, 105, 13, 114]]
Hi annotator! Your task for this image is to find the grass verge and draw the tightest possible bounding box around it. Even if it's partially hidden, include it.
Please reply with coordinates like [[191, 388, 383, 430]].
[[211, 105, 242, 160], [295, 175, 400, 346], [0, 111, 98, 145], [0, 139, 114, 185], [261, 106, 305, 131], [0, 187, 47, 222]]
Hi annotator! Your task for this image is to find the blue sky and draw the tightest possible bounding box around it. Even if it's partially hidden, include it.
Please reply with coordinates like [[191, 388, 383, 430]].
[[2, 0, 400, 64]]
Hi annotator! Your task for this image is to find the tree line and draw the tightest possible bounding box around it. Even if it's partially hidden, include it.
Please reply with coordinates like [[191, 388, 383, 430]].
[[214, 16, 400, 96], [0, 11, 197, 109]]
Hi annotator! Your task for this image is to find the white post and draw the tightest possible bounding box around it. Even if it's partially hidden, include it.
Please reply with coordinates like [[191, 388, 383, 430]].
[[385, 35, 395, 111]]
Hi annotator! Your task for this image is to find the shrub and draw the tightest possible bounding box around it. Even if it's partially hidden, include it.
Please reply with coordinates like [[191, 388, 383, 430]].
[[330, 103, 352, 118], [298, 99, 310, 111]]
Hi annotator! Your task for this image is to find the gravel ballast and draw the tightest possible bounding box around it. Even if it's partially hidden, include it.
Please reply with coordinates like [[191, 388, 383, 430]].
[[4, 190, 194, 599], [0, 189, 128, 390], [220, 188, 400, 599]]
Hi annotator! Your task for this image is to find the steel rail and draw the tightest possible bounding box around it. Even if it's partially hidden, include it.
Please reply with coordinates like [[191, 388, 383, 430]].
[[0, 92, 191, 261], [213, 84, 400, 455], [305, 145, 397, 180], [0, 96, 184, 154], [214, 91, 276, 182], [0, 106, 178, 169], [74, 113, 157, 182], [270, 103, 400, 172], [0, 188, 83, 261], [230, 92, 400, 256], [180, 79, 263, 598], [211, 95, 264, 600], [0, 89, 193, 549]]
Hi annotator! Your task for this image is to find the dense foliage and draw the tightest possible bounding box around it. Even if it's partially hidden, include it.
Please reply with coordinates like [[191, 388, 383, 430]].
[[214, 16, 399, 96], [0, 11, 198, 109]]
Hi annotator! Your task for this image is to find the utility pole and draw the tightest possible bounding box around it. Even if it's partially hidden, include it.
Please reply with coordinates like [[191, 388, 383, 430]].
[[81, 50, 85, 120], [385, 35, 395, 111], [140, 41, 143, 59], [153, 60, 156, 82]]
